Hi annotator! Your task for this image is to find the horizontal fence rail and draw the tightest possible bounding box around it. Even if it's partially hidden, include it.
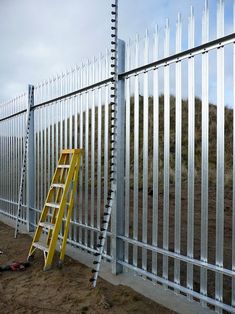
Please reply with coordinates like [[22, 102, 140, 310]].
[[0, 0, 235, 313]]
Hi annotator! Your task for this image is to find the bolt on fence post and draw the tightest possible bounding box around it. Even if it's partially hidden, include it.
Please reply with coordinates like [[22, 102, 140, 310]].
[[112, 39, 126, 274], [26, 84, 35, 232]]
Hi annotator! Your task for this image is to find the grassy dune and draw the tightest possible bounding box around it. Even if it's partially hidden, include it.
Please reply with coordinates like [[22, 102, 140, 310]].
[[128, 95, 233, 189]]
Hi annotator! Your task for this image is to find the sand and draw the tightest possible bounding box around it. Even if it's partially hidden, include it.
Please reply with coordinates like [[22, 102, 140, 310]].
[[0, 222, 174, 314]]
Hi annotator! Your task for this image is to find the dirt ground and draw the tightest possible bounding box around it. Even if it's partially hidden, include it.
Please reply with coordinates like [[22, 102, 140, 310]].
[[0, 222, 175, 314]]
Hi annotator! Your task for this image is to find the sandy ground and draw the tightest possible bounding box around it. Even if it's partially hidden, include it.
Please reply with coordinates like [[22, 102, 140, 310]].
[[0, 222, 175, 314]]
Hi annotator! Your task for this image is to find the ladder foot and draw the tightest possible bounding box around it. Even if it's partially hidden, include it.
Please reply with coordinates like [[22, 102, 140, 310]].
[[57, 260, 63, 269], [27, 255, 34, 262], [43, 265, 52, 272]]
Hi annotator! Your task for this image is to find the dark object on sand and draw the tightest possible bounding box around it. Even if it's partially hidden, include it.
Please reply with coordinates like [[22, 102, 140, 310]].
[[0, 261, 30, 272]]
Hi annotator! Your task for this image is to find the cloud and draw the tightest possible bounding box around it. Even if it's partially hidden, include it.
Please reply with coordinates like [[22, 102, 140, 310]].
[[0, 0, 233, 105]]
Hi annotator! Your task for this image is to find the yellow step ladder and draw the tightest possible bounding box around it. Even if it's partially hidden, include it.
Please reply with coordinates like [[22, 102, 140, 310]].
[[28, 148, 84, 270]]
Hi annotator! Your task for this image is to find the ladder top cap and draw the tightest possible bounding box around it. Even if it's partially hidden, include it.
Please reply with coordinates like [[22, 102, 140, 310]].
[[62, 148, 84, 154]]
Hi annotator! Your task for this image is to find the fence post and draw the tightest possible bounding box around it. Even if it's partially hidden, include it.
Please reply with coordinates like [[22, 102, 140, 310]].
[[26, 84, 35, 232], [112, 39, 126, 274]]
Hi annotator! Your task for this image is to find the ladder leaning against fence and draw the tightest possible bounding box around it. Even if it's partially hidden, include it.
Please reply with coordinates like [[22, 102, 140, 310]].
[[27, 148, 84, 271]]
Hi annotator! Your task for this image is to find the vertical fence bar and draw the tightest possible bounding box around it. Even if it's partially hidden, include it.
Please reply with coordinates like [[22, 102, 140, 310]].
[[174, 13, 182, 289], [59, 78, 64, 241], [16, 105, 20, 216], [187, 6, 195, 298], [10, 107, 12, 215], [233, 0, 235, 306], [85, 61, 89, 247], [6, 116, 8, 208], [43, 85, 47, 202], [3, 117, 5, 206], [4, 117, 6, 203], [90, 59, 95, 248], [200, 0, 209, 307], [125, 40, 130, 263], [8, 113, 10, 215], [12, 112, 14, 215], [0, 121, 1, 209], [97, 54, 102, 244], [133, 34, 139, 268], [7, 115, 9, 214], [60, 76, 64, 151], [64, 74, 68, 150], [142, 30, 149, 272], [2, 114, 3, 216], [14, 101, 16, 216], [69, 72, 74, 241], [74, 80, 79, 242], [163, 19, 170, 282], [13, 112, 15, 215], [26, 85, 35, 231], [23, 109, 27, 220], [0, 122, 2, 208], [10, 109, 12, 216], [9, 116, 12, 217], [79, 66, 84, 243], [112, 39, 125, 274], [4, 118, 6, 206], [47, 82, 51, 193], [55, 77, 59, 163], [1, 121, 3, 207], [152, 25, 159, 276], [0, 119, 1, 207], [10, 115, 12, 214], [51, 91, 55, 179], [14, 110, 16, 214], [8, 109, 11, 215], [215, 0, 224, 311], [40, 93, 44, 210], [69, 75, 73, 151], [8, 113, 10, 214], [36, 108, 40, 221]]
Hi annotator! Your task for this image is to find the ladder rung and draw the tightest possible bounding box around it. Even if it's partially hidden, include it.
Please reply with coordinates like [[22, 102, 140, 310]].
[[62, 149, 81, 154], [51, 183, 65, 189], [58, 165, 70, 169], [39, 222, 54, 230], [46, 202, 60, 209], [33, 242, 49, 252]]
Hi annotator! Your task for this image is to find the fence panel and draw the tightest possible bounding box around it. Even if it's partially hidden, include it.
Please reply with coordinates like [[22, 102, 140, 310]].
[[0, 1, 235, 312], [30, 55, 112, 258], [0, 94, 27, 223]]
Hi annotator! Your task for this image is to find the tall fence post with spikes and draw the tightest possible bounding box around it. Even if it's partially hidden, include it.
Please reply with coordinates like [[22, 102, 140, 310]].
[[26, 84, 35, 232], [111, 38, 125, 274], [89, 0, 126, 286], [15, 84, 34, 237]]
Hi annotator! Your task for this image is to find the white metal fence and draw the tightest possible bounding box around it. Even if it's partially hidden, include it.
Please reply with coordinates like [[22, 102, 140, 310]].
[[0, 0, 235, 312]]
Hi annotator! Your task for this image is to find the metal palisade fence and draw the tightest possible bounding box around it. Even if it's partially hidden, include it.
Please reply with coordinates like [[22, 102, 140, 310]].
[[0, 0, 235, 312]]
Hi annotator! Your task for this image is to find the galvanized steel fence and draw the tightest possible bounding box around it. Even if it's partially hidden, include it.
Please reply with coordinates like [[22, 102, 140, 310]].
[[0, 0, 235, 312]]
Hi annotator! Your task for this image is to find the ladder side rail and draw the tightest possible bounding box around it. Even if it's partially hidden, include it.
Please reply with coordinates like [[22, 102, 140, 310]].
[[59, 153, 82, 263]]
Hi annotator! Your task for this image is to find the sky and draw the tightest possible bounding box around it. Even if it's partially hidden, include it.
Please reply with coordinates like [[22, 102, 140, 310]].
[[0, 0, 234, 103]]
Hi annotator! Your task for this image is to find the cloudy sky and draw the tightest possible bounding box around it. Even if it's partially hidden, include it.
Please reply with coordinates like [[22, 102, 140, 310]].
[[0, 0, 233, 103]]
